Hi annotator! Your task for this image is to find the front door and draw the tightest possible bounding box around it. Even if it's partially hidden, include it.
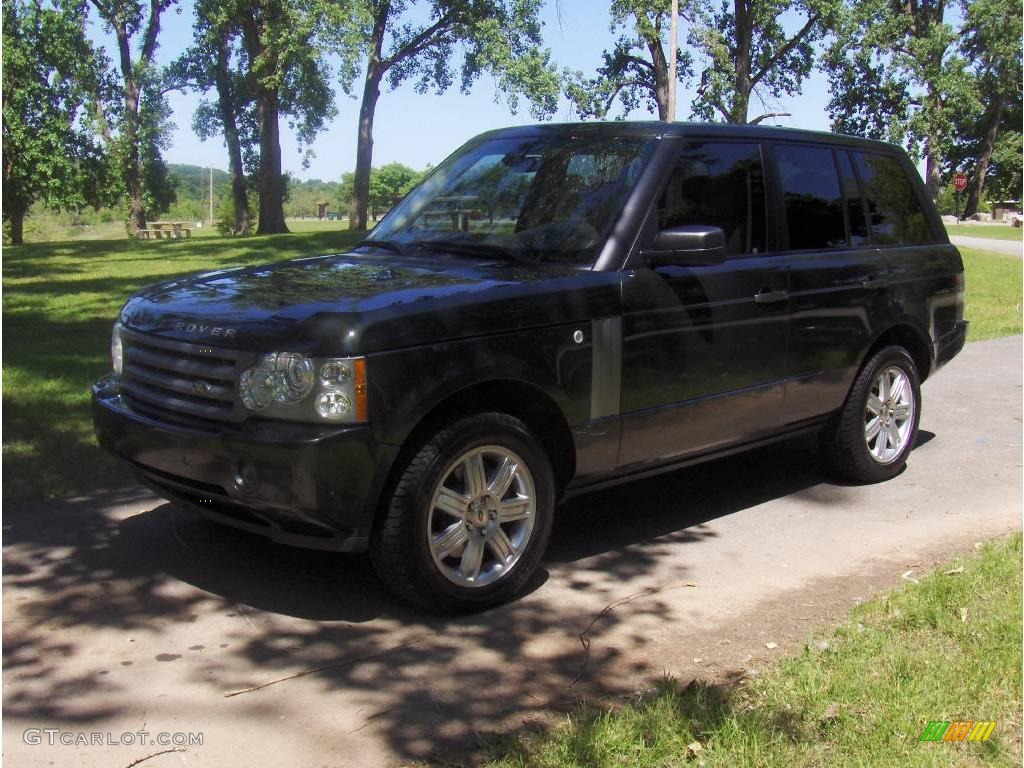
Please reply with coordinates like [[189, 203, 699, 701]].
[[618, 140, 789, 469]]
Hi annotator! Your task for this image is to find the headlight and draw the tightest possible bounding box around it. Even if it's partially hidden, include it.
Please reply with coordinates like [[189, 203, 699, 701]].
[[111, 324, 124, 376], [238, 353, 366, 423], [239, 353, 314, 410]]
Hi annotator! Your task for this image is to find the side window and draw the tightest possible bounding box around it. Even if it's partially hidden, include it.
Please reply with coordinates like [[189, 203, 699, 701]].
[[853, 152, 935, 245], [658, 142, 766, 256], [836, 151, 870, 246], [775, 144, 847, 250]]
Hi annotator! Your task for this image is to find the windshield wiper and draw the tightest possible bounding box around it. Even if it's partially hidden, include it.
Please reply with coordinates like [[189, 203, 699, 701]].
[[355, 238, 406, 255], [413, 239, 528, 264]]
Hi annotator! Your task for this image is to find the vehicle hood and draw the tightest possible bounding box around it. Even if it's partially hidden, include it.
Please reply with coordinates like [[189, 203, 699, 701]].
[[119, 250, 619, 355]]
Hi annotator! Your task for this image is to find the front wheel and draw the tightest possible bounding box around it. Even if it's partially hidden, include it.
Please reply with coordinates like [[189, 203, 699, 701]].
[[370, 412, 555, 613], [821, 345, 922, 483]]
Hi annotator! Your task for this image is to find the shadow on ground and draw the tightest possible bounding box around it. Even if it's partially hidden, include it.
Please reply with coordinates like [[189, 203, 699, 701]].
[[3, 434, 857, 761]]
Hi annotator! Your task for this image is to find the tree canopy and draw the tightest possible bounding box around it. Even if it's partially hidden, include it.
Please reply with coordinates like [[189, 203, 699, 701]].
[[689, 0, 835, 123], [343, 0, 562, 230], [86, 0, 179, 232], [824, 0, 976, 200], [565, 0, 690, 120], [2, 0, 110, 243]]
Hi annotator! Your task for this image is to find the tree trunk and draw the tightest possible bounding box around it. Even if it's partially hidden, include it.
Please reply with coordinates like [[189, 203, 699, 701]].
[[7, 206, 26, 245], [964, 93, 1006, 219], [349, 5, 389, 231], [731, 0, 751, 123], [255, 87, 288, 234], [924, 140, 941, 204], [645, 33, 670, 120], [349, 73, 381, 231], [215, 25, 250, 235], [124, 84, 147, 234]]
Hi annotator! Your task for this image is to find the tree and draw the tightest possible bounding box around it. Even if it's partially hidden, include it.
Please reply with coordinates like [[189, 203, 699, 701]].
[[689, 0, 834, 123], [369, 162, 422, 218], [335, 162, 425, 221], [343, 0, 561, 231], [86, 0, 177, 233], [2, 0, 109, 243], [172, 0, 358, 235], [170, 0, 256, 234], [824, 0, 975, 201], [954, 0, 1022, 217], [564, 0, 691, 120]]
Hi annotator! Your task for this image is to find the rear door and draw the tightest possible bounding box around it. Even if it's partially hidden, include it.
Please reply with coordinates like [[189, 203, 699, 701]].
[[617, 140, 790, 468], [772, 143, 893, 423]]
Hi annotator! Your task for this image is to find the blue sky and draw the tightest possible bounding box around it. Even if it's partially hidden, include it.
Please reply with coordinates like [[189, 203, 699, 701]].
[[113, 1, 835, 181]]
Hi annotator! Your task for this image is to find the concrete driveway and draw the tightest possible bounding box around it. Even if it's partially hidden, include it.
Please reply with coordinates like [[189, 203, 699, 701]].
[[4, 336, 1021, 768], [951, 235, 1023, 257]]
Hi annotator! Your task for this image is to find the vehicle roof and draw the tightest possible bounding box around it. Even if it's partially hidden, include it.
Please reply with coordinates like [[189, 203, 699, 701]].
[[474, 121, 904, 153]]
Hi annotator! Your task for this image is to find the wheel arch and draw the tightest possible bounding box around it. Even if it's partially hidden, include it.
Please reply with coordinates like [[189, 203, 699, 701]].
[[862, 322, 933, 382], [382, 378, 577, 503]]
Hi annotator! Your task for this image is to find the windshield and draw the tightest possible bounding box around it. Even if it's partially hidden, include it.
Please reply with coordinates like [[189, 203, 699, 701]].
[[365, 133, 659, 266]]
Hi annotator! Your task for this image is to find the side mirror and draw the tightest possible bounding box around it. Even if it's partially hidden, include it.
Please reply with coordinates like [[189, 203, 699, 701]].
[[641, 225, 727, 267]]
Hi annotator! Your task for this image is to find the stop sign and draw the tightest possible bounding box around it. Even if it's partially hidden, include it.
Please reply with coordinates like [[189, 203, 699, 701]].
[[953, 172, 968, 192]]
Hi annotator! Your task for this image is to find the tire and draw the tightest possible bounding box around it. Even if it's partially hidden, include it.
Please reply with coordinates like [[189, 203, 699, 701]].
[[370, 412, 555, 613], [821, 345, 922, 483]]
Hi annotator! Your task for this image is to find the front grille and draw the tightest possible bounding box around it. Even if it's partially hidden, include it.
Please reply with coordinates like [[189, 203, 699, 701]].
[[120, 328, 246, 426]]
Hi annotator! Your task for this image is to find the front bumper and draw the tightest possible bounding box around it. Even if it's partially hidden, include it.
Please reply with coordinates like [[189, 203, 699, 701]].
[[92, 377, 398, 551]]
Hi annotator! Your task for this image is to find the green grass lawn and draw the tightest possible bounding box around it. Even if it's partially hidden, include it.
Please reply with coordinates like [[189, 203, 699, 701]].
[[1, 237, 1020, 502], [961, 248, 1023, 340], [946, 224, 1024, 242], [487, 534, 1023, 768]]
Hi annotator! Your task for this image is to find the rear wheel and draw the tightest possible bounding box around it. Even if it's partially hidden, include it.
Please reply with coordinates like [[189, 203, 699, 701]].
[[370, 412, 554, 612], [821, 345, 921, 483]]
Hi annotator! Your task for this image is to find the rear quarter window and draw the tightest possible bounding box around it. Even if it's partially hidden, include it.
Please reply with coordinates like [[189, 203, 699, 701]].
[[853, 152, 936, 245]]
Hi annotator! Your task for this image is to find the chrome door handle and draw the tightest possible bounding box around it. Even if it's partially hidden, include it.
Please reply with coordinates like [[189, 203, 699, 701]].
[[754, 289, 789, 304]]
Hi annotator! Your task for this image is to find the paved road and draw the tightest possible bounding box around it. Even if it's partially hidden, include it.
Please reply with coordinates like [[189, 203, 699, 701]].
[[4, 336, 1021, 768], [951, 235, 1023, 257]]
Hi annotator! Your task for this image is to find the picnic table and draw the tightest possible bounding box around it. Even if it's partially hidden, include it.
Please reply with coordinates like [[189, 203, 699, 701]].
[[138, 221, 192, 240], [425, 196, 483, 232]]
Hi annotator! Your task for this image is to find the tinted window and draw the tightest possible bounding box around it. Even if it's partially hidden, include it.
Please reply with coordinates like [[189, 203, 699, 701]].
[[368, 134, 658, 265], [853, 152, 934, 245], [836, 151, 869, 246], [776, 144, 846, 250], [659, 142, 766, 256]]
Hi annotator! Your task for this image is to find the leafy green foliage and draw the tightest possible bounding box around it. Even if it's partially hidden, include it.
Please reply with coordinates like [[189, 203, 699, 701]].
[[944, 0, 1022, 213], [567, 0, 833, 124], [689, 0, 836, 123], [564, 0, 689, 120], [344, 0, 561, 230], [170, 0, 363, 234], [84, 0, 179, 231], [1, 0, 111, 244], [824, 0, 976, 199], [335, 162, 425, 220]]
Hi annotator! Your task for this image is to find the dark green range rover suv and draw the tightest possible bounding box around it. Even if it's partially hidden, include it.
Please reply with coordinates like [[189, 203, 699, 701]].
[[93, 122, 967, 612]]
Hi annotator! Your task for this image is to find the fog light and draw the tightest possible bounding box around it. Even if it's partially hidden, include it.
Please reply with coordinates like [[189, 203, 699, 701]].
[[231, 458, 260, 493], [315, 390, 352, 419]]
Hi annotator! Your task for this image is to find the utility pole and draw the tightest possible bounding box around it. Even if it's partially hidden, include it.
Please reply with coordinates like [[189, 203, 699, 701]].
[[667, 0, 678, 122], [209, 167, 214, 227]]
